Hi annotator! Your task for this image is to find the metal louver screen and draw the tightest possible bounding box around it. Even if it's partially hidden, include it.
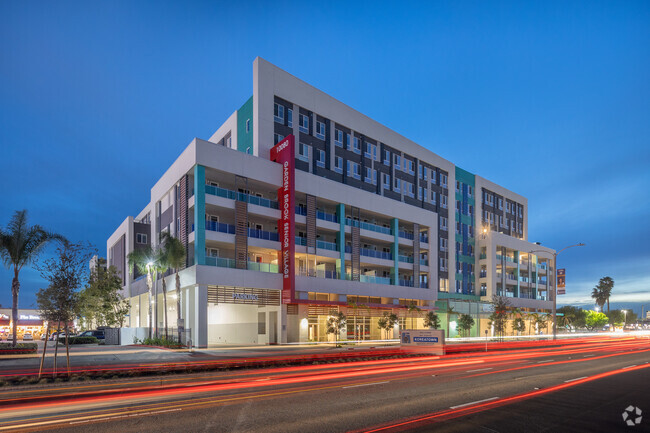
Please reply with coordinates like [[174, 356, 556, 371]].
[[207, 286, 281, 306]]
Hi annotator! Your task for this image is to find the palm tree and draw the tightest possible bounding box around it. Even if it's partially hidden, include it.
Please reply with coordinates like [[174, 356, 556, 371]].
[[592, 277, 614, 313], [528, 312, 539, 335], [407, 303, 422, 330], [160, 232, 186, 343], [0, 210, 65, 347], [128, 246, 157, 339]]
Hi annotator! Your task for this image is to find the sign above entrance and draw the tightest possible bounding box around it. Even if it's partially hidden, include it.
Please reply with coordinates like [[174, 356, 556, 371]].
[[270, 135, 295, 304]]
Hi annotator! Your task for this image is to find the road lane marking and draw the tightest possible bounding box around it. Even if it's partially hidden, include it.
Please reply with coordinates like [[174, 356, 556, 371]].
[[583, 355, 593, 358], [536, 359, 555, 363], [343, 381, 389, 389], [450, 397, 499, 409], [564, 376, 588, 383], [69, 408, 182, 425], [622, 365, 637, 369], [466, 368, 493, 373]]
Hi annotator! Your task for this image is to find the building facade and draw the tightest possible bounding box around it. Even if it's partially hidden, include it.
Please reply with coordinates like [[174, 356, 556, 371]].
[[107, 58, 556, 347]]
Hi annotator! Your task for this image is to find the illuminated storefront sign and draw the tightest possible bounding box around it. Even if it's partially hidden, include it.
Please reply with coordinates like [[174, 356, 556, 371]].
[[270, 135, 295, 304]]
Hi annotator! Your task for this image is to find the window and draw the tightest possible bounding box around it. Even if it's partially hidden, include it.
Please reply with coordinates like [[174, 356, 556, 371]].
[[440, 174, 448, 188], [346, 133, 352, 150], [383, 173, 390, 189], [364, 167, 377, 185], [383, 149, 391, 166], [274, 103, 284, 124], [404, 182, 414, 197], [418, 164, 423, 179], [298, 142, 310, 162], [430, 171, 436, 184], [456, 181, 461, 192], [287, 108, 293, 127], [439, 238, 448, 251], [245, 119, 250, 133], [225, 135, 232, 148], [468, 185, 473, 197], [456, 221, 461, 234], [441, 194, 448, 209], [352, 137, 361, 154], [498, 198, 503, 210], [469, 205, 473, 216], [418, 186, 423, 200], [334, 156, 343, 173], [439, 258, 448, 272], [347, 160, 361, 179], [430, 190, 436, 204], [394, 154, 401, 170], [439, 216, 448, 231], [393, 177, 401, 192], [456, 200, 461, 212], [469, 226, 474, 237], [299, 114, 309, 133], [316, 149, 326, 168], [207, 248, 219, 258], [335, 129, 343, 147], [364, 142, 377, 160], [273, 133, 284, 145], [136, 233, 147, 244], [315, 121, 326, 140], [405, 159, 414, 174]]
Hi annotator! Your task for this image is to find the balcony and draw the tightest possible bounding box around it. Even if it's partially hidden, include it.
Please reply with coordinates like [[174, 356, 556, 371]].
[[399, 279, 415, 287], [345, 245, 392, 260], [204, 256, 279, 273], [316, 239, 338, 251], [480, 253, 487, 259], [398, 255, 414, 264], [479, 270, 487, 278], [317, 210, 338, 223], [346, 218, 392, 236], [205, 185, 279, 210], [398, 230, 414, 240], [198, 222, 279, 242], [480, 288, 487, 296]]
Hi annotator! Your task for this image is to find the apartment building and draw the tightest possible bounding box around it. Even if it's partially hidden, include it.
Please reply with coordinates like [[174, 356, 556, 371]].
[[107, 58, 555, 347]]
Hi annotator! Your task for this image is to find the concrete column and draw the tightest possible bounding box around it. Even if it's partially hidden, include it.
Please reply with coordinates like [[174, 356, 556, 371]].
[[280, 304, 288, 344], [193, 165, 206, 266], [194, 285, 208, 348], [392, 218, 399, 285], [337, 203, 346, 279]]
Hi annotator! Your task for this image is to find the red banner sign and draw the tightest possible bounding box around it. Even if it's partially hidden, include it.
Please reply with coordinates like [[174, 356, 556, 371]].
[[270, 135, 295, 304]]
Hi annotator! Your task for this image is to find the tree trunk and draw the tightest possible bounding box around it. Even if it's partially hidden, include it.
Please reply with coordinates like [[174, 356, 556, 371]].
[[147, 273, 153, 340], [176, 272, 182, 344], [162, 277, 168, 341], [11, 273, 19, 348], [154, 274, 159, 339], [53, 324, 60, 378], [607, 298, 610, 313], [64, 323, 71, 377], [38, 324, 50, 380]]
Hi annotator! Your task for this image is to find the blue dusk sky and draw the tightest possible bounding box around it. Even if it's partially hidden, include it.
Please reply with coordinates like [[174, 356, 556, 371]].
[[1, 1, 649, 315]]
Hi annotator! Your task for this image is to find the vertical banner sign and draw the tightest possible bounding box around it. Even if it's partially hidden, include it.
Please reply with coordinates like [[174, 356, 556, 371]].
[[557, 268, 566, 295], [270, 135, 295, 304]]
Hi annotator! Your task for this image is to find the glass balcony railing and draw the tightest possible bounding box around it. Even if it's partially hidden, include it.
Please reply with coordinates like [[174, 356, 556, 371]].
[[205, 185, 280, 210], [247, 228, 279, 241], [204, 221, 235, 234], [346, 218, 392, 236], [420, 259, 429, 266], [296, 268, 340, 279], [360, 274, 393, 285], [537, 263, 548, 270], [399, 279, 415, 287], [204, 256, 279, 273], [398, 230, 414, 240], [344, 245, 393, 260], [316, 239, 338, 251], [316, 210, 338, 223], [295, 236, 307, 246], [398, 255, 414, 263], [479, 270, 487, 278], [480, 253, 487, 259], [480, 288, 487, 296], [420, 234, 429, 244], [295, 206, 307, 216]]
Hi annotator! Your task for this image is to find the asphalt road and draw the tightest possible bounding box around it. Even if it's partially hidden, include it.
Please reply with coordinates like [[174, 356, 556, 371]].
[[0, 335, 648, 432]]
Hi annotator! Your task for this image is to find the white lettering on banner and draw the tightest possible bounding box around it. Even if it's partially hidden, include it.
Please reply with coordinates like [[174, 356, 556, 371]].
[[232, 293, 259, 301]]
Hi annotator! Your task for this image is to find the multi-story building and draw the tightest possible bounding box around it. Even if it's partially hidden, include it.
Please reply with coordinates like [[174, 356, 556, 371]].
[[107, 58, 556, 347]]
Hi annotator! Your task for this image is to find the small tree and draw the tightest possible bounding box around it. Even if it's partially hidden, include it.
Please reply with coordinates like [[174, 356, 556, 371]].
[[535, 314, 549, 334], [407, 303, 422, 329], [377, 312, 398, 340], [423, 311, 441, 329], [585, 310, 609, 331], [128, 246, 158, 339], [160, 232, 186, 343], [35, 242, 91, 378], [458, 314, 475, 337], [78, 264, 130, 328], [513, 317, 526, 335], [488, 295, 510, 340], [326, 312, 346, 347]]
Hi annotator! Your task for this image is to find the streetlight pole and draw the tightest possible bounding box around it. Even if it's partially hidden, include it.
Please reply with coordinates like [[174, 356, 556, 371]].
[[530, 243, 585, 340]]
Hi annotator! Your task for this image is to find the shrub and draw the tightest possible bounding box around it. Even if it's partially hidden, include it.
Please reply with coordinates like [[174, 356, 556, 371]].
[[58, 336, 99, 345], [0, 343, 38, 354], [134, 336, 184, 348]]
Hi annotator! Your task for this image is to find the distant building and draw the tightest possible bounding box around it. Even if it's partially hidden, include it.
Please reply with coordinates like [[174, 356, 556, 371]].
[[106, 58, 556, 347], [89, 255, 107, 272]]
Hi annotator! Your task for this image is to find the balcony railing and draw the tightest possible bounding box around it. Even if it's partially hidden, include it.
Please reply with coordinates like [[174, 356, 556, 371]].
[[317, 210, 338, 223], [479, 270, 487, 278], [480, 253, 487, 259], [204, 257, 279, 273], [398, 255, 414, 264], [247, 228, 279, 241], [399, 279, 415, 287], [345, 245, 393, 260], [346, 218, 392, 236], [480, 288, 487, 296], [205, 185, 280, 210], [398, 230, 414, 240], [295, 236, 307, 246], [316, 239, 338, 251]]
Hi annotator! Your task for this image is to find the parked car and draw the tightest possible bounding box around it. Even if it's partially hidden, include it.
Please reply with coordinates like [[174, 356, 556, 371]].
[[40, 333, 47, 340], [22, 333, 34, 341], [49, 332, 68, 341], [77, 330, 105, 340]]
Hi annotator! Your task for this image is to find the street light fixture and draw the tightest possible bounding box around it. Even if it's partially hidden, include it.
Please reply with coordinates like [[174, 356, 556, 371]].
[[622, 309, 627, 326], [530, 243, 585, 340]]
